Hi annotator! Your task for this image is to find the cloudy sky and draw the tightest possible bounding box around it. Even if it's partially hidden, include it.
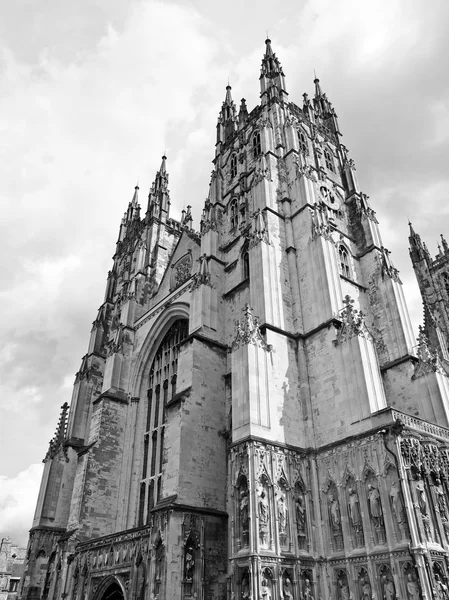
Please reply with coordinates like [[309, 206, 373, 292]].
[[1, 0, 448, 546]]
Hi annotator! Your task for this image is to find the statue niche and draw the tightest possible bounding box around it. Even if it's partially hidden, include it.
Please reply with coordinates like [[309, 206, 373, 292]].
[[366, 474, 386, 544], [327, 482, 343, 551], [237, 475, 250, 549], [301, 570, 314, 600], [404, 563, 421, 600], [294, 482, 307, 551], [357, 568, 371, 600], [260, 568, 273, 600], [240, 570, 251, 600], [276, 479, 289, 549], [433, 563, 449, 600], [388, 466, 408, 541], [379, 565, 396, 600], [415, 477, 433, 542], [257, 477, 271, 548], [336, 570, 350, 600], [346, 477, 364, 548], [281, 569, 294, 600]]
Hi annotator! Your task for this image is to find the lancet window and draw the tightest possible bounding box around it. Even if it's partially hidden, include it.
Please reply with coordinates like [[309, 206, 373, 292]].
[[230, 198, 238, 230], [298, 130, 308, 154], [253, 131, 262, 157], [324, 148, 335, 173], [138, 319, 188, 525], [230, 154, 237, 179], [339, 245, 351, 279], [242, 244, 250, 280]]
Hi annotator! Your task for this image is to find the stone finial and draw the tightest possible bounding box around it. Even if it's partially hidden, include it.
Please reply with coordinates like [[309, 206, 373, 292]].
[[333, 295, 371, 345], [412, 325, 444, 379], [232, 304, 271, 352], [43, 402, 70, 462]]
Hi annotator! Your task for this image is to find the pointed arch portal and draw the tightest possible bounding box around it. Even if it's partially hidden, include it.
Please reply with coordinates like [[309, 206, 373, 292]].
[[96, 580, 124, 600]]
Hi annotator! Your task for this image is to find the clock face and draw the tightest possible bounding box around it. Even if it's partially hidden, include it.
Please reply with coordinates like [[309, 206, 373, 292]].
[[319, 185, 341, 210]]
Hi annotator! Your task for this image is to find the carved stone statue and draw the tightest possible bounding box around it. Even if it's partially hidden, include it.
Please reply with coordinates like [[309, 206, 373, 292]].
[[435, 574, 449, 600], [282, 576, 293, 600], [382, 575, 396, 600], [361, 577, 371, 600], [241, 575, 250, 600], [367, 484, 383, 525], [338, 579, 350, 600], [389, 481, 404, 524], [304, 577, 314, 600], [258, 487, 269, 544], [184, 545, 194, 581], [415, 480, 428, 516], [348, 487, 363, 532], [295, 493, 306, 534], [435, 479, 448, 521], [328, 494, 341, 530], [277, 492, 288, 534], [240, 489, 249, 530], [406, 573, 421, 600], [260, 578, 271, 600]]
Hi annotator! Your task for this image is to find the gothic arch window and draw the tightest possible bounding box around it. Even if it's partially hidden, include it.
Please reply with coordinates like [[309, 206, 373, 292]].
[[443, 272, 449, 297], [230, 198, 238, 230], [298, 129, 308, 154], [242, 244, 250, 280], [139, 319, 188, 525], [324, 148, 335, 173], [253, 131, 262, 157], [339, 245, 351, 279], [230, 154, 237, 179]]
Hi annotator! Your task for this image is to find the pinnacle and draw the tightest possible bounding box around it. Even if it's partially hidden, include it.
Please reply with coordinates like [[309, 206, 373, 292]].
[[160, 155, 167, 175]]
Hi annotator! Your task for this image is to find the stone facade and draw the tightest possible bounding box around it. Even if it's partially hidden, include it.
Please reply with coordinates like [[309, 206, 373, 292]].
[[20, 39, 449, 600], [0, 538, 26, 600]]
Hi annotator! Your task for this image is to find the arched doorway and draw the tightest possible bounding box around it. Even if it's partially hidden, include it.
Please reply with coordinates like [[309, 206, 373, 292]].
[[99, 581, 124, 600]]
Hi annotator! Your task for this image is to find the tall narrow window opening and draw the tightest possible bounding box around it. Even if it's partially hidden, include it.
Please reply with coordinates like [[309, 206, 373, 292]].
[[230, 154, 237, 179], [139, 319, 188, 522], [230, 199, 238, 229], [253, 131, 262, 157], [298, 130, 308, 154], [339, 245, 351, 278], [324, 149, 335, 173]]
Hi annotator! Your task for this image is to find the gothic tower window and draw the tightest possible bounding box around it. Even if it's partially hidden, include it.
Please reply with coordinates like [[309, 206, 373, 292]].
[[339, 245, 351, 278], [324, 148, 335, 173], [139, 319, 188, 524], [242, 244, 250, 280], [230, 198, 238, 229], [230, 154, 237, 179], [253, 131, 262, 157], [298, 130, 308, 154]]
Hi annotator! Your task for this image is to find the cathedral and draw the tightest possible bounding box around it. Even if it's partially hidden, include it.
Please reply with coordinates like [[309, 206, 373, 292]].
[[19, 39, 449, 600]]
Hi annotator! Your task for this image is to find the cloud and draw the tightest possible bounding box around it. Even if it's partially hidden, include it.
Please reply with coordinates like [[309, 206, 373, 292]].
[[0, 464, 44, 547], [0, 0, 448, 506]]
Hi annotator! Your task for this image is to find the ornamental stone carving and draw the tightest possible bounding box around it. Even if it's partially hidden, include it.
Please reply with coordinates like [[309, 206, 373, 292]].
[[232, 304, 272, 352]]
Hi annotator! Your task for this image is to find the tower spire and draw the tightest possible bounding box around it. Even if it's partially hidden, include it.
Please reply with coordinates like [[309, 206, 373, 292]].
[[216, 83, 237, 146], [146, 155, 170, 222], [259, 38, 288, 104]]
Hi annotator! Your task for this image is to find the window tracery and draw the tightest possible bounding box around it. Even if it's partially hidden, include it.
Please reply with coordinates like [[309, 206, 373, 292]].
[[138, 319, 188, 524], [230, 154, 237, 179], [230, 198, 238, 230], [253, 131, 262, 157], [298, 130, 308, 154], [339, 245, 351, 279], [324, 148, 335, 173]]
